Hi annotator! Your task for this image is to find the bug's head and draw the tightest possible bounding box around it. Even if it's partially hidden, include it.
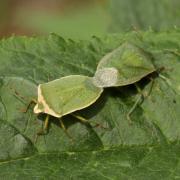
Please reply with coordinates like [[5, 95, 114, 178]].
[[34, 101, 44, 114], [33, 85, 60, 117], [33, 85, 46, 114]]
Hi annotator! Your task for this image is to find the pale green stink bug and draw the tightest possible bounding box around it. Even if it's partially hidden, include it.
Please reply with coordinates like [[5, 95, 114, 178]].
[[34, 75, 103, 117], [32, 75, 103, 137]]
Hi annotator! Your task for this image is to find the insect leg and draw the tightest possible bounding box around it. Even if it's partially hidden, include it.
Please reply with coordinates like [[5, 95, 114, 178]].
[[34, 114, 50, 143], [126, 95, 142, 123], [43, 114, 50, 133], [71, 114, 90, 125], [21, 98, 37, 113], [164, 49, 180, 56], [11, 87, 37, 112], [59, 118, 74, 141], [146, 77, 155, 97], [36, 115, 50, 135], [127, 79, 155, 123], [72, 114, 110, 130], [134, 83, 145, 99]]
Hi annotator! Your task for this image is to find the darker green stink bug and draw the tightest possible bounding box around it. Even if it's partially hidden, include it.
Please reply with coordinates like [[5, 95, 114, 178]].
[[93, 42, 159, 122]]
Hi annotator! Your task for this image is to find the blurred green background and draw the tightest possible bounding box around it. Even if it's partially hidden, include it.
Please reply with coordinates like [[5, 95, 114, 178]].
[[0, 0, 179, 39]]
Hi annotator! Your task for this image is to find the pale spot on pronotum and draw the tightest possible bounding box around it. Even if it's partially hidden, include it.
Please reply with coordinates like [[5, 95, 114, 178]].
[[93, 67, 118, 87], [34, 85, 60, 117]]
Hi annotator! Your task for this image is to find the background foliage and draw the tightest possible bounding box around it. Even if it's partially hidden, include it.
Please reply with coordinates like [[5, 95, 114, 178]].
[[0, 0, 179, 38], [109, 0, 180, 32]]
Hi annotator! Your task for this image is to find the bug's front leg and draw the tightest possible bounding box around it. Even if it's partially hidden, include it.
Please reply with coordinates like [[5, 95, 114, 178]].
[[11, 87, 37, 113], [21, 98, 37, 113], [35, 114, 50, 143]]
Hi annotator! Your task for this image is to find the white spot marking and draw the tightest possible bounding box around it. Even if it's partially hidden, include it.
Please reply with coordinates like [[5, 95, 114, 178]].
[[93, 67, 118, 87]]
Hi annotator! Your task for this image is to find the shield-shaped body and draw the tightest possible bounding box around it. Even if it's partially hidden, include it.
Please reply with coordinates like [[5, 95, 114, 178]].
[[93, 42, 156, 87], [34, 75, 103, 117]]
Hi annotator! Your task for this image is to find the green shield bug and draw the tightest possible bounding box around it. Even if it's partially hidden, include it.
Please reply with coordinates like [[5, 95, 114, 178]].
[[93, 42, 156, 87], [34, 75, 103, 117], [31, 75, 103, 139], [93, 42, 158, 122]]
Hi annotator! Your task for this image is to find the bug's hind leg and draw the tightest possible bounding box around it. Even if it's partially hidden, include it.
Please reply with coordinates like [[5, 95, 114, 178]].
[[127, 79, 154, 124], [71, 114, 90, 125], [71, 114, 110, 130], [126, 95, 143, 124], [59, 118, 74, 142]]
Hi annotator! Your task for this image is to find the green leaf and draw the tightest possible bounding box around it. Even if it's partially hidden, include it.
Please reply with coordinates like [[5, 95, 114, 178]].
[[0, 30, 180, 179]]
